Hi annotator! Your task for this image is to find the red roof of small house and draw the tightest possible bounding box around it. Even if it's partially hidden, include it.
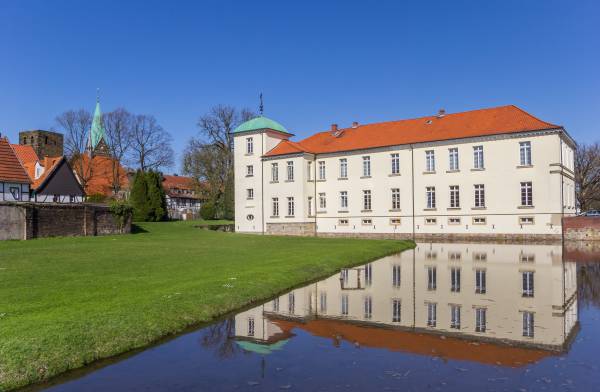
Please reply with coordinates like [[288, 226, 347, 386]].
[[31, 157, 63, 190], [0, 138, 31, 183], [162, 174, 204, 200], [264, 105, 561, 157], [72, 154, 129, 196], [11, 144, 39, 164]]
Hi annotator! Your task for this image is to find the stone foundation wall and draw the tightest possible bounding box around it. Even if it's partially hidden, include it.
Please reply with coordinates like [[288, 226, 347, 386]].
[[317, 232, 562, 243], [266, 222, 316, 236], [0, 202, 131, 240], [563, 217, 600, 241]]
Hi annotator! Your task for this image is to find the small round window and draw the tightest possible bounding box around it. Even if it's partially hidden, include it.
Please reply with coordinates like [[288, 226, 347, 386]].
[[247, 214, 254, 221]]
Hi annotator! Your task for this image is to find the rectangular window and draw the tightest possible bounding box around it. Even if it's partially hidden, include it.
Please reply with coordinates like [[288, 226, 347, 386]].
[[364, 296, 372, 319], [271, 163, 278, 182], [272, 297, 279, 312], [363, 190, 372, 210], [426, 186, 436, 209], [519, 216, 534, 225], [450, 305, 461, 329], [246, 137, 253, 154], [339, 158, 348, 178], [425, 217, 437, 225], [340, 191, 348, 209], [319, 292, 327, 313], [451, 267, 461, 292], [362, 218, 372, 225], [427, 266, 437, 290], [473, 216, 486, 225], [362, 156, 371, 177], [307, 161, 313, 181], [246, 165, 254, 176], [475, 308, 487, 332], [318, 161, 326, 180], [287, 161, 294, 181], [473, 252, 487, 262], [427, 303, 437, 327], [473, 145, 484, 169], [391, 188, 401, 210], [474, 184, 485, 208], [520, 141, 532, 166], [392, 265, 401, 287], [391, 153, 400, 174], [392, 299, 401, 322], [449, 185, 460, 208], [246, 188, 254, 200], [448, 217, 461, 225], [338, 218, 349, 225], [521, 182, 533, 206], [523, 311, 534, 337], [425, 150, 435, 172], [341, 294, 349, 316], [523, 271, 534, 297], [520, 253, 535, 263], [365, 263, 372, 286], [287, 197, 295, 216], [272, 197, 279, 216], [319, 193, 326, 210], [475, 269, 486, 294], [247, 317, 255, 336], [288, 292, 295, 314], [307, 197, 313, 216], [390, 218, 401, 226], [448, 148, 459, 171]]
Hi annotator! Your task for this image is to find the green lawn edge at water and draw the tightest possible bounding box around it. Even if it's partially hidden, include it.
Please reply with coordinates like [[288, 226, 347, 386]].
[[0, 221, 414, 390]]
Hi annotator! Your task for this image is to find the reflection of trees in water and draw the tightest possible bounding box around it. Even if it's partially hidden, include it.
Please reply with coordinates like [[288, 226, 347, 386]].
[[200, 318, 245, 359], [578, 263, 600, 308]]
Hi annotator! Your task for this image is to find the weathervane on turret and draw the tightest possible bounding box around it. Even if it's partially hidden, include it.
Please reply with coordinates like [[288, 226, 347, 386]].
[[259, 93, 264, 116]]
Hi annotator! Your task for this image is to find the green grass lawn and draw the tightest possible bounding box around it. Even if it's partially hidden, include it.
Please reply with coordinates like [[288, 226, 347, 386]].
[[0, 221, 413, 390]]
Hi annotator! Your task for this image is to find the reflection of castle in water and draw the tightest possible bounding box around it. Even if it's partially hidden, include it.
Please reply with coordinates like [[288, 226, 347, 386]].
[[234, 243, 578, 366]]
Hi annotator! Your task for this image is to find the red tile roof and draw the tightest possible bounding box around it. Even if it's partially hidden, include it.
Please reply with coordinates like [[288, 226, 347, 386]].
[[0, 138, 31, 183], [11, 144, 39, 164], [163, 174, 195, 190], [264, 105, 561, 157], [72, 154, 129, 196]]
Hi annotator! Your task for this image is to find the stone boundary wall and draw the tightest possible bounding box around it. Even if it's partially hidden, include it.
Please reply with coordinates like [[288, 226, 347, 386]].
[[563, 216, 600, 241], [0, 202, 131, 240]]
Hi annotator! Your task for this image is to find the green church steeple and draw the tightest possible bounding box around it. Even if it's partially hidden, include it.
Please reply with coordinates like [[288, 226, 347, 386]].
[[90, 93, 105, 150]]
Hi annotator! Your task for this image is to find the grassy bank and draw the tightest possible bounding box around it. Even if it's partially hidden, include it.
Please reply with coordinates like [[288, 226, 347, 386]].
[[0, 221, 413, 390]]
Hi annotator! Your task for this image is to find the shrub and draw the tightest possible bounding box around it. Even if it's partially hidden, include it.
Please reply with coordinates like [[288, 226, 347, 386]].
[[109, 200, 133, 233], [87, 193, 107, 203], [200, 200, 216, 220]]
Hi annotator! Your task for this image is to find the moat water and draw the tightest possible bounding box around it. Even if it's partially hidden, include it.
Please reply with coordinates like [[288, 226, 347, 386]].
[[38, 242, 600, 391]]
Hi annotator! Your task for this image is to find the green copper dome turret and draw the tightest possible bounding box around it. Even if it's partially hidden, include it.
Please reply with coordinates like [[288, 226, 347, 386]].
[[233, 116, 290, 135]]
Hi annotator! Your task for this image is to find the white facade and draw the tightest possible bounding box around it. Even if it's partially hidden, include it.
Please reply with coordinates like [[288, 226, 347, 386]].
[[0, 182, 30, 202], [235, 242, 578, 352], [235, 125, 576, 238]]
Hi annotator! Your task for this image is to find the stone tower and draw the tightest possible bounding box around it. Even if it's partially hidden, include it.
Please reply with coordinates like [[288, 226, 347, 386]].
[[18, 130, 64, 158]]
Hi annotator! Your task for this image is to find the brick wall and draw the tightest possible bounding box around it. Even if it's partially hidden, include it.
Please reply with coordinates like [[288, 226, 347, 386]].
[[0, 202, 131, 240], [563, 216, 600, 241]]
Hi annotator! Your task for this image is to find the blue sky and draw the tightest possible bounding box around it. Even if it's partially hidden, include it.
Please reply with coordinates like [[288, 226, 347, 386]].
[[1, 0, 598, 172]]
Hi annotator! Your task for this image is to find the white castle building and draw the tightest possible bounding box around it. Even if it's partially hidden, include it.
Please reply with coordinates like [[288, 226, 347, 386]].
[[233, 105, 576, 240]]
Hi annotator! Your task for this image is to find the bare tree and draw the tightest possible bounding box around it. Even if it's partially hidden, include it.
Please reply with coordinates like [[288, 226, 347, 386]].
[[183, 105, 255, 219], [103, 108, 134, 194], [575, 142, 600, 211], [55, 109, 93, 191], [129, 114, 174, 172]]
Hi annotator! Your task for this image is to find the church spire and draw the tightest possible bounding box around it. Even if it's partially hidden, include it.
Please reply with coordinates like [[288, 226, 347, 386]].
[[90, 90, 105, 150]]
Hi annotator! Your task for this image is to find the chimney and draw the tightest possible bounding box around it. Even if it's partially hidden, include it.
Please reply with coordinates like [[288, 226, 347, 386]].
[[331, 124, 338, 132], [437, 109, 446, 118], [352, 121, 359, 128]]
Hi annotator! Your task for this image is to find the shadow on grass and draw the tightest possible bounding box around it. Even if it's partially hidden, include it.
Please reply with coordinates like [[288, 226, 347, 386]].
[[131, 224, 149, 234]]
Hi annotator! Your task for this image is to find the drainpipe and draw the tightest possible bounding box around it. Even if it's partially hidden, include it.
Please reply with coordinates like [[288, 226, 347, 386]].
[[410, 145, 415, 241]]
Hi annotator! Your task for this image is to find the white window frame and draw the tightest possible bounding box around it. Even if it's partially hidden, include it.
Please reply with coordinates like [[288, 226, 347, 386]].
[[272, 197, 279, 217], [391, 188, 400, 210], [286, 161, 294, 181], [392, 299, 401, 322], [363, 190, 372, 211], [522, 271, 534, 297], [449, 185, 460, 208], [392, 265, 401, 287], [450, 305, 461, 329], [362, 156, 371, 177], [319, 192, 326, 210], [427, 302, 437, 327], [426, 186, 436, 209], [246, 165, 253, 177], [391, 153, 400, 174], [318, 161, 326, 180], [287, 197, 295, 216], [473, 145, 484, 169], [271, 163, 278, 182], [474, 184, 485, 208], [475, 307, 486, 332], [246, 188, 254, 200], [340, 191, 348, 209], [427, 266, 437, 290], [246, 137, 253, 155], [475, 269, 486, 294], [521, 181, 533, 206], [448, 148, 459, 171], [339, 158, 347, 179], [520, 141, 532, 166], [523, 311, 534, 337]]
